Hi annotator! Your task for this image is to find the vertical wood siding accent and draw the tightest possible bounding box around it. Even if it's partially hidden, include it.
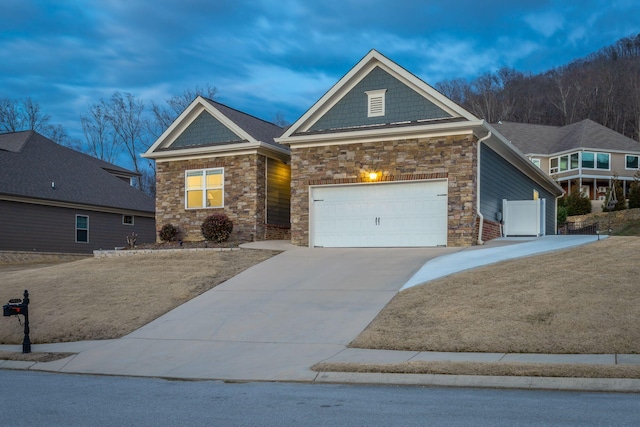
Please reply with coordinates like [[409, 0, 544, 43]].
[[0, 200, 156, 253], [266, 158, 291, 227], [480, 145, 556, 235]]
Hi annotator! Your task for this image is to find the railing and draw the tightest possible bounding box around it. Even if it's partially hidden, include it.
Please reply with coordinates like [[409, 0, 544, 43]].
[[559, 221, 599, 235]]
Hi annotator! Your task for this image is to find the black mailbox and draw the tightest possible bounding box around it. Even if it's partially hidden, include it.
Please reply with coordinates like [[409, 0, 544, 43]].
[[2, 291, 31, 353], [3, 299, 26, 317]]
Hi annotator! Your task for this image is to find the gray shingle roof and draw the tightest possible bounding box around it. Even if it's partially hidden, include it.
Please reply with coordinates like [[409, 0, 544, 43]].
[[201, 98, 287, 149], [0, 130, 155, 213], [493, 119, 640, 155]]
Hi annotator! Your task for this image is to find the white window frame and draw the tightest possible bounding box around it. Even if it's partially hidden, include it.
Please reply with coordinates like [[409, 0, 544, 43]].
[[365, 89, 386, 118], [75, 215, 89, 243], [185, 168, 224, 209], [626, 154, 640, 170], [581, 151, 610, 170], [531, 158, 541, 168], [122, 215, 134, 226]]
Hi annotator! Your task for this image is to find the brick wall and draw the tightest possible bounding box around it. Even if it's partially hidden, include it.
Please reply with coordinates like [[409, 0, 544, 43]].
[[481, 218, 502, 241], [155, 154, 266, 242], [265, 224, 291, 240], [290, 134, 478, 247]]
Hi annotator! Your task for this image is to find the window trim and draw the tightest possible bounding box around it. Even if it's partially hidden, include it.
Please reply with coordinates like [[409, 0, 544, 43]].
[[531, 158, 541, 168], [365, 89, 387, 118], [626, 154, 640, 170], [122, 215, 134, 226], [185, 167, 224, 210], [75, 214, 89, 243]]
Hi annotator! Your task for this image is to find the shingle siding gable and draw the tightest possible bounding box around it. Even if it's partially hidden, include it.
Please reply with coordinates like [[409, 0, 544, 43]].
[[308, 66, 452, 132], [170, 111, 245, 148]]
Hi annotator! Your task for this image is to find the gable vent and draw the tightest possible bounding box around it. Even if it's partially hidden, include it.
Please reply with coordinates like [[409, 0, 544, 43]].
[[366, 89, 387, 118]]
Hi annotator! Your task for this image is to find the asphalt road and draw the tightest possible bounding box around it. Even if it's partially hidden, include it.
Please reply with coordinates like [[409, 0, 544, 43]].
[[1, 371, 639, 426]]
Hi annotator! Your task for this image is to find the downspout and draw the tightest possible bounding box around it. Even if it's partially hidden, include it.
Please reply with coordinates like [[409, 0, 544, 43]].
[[476, 131, 492, 245]]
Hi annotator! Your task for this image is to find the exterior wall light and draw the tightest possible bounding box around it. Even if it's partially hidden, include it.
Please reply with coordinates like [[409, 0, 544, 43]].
[[369, 172, 378, 181]]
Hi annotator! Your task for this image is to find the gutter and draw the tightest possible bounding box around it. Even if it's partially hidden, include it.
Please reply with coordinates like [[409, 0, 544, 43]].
[[476, 131, 493, 245]]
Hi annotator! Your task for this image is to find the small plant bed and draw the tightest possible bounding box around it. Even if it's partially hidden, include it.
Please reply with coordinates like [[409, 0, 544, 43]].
[[0, 351, 75, 363], [127, 238, 250, 250]]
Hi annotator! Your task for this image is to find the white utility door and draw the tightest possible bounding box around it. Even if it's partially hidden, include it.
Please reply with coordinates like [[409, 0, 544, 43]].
[[310, 180, 448, 247]]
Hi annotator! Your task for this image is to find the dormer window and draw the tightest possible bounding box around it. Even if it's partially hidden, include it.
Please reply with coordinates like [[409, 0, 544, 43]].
[[366, 89, 386, 117]]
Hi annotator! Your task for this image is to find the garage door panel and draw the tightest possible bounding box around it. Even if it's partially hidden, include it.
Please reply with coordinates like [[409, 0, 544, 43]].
[[311, 180, 448, 247]]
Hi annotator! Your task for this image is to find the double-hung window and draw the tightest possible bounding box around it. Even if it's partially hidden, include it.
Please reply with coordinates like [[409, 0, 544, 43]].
[[185, 168, 224, 209], [76, 215, 89, 243]]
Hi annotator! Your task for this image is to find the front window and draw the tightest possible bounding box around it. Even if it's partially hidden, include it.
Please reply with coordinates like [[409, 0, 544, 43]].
[[531, 158, 541, 168], [596, 153, 610, 170], [185, 168, 224, 209], [122, 215, 134, 225], [570, 153, 579, 169], [626, 155, 639, 169], [550, 157, 559, 174], [582, 152, 595, 169], [76, 215, 89, 243]]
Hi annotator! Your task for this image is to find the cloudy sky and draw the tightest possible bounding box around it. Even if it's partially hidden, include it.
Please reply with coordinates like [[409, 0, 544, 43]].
[[2, 0, 640, 144]]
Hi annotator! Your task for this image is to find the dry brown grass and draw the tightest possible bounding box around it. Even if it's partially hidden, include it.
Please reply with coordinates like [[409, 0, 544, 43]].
[[0, 249, 278, 344], [352, 237, 640, 354], [312, 361, 640, 379], [0, 351, 74, 362]]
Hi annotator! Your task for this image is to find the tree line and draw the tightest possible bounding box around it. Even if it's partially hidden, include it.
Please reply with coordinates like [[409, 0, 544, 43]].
[[436, 33, 640, 142], [3, 33, 640, 196]]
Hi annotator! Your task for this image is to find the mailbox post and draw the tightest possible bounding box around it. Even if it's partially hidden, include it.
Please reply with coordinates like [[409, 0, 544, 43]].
[[2, 289, 31, 353]]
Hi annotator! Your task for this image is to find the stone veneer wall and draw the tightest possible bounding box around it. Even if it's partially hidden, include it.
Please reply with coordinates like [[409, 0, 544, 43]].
[[155, 154, 266, 242], [290, 134, 478, 247]]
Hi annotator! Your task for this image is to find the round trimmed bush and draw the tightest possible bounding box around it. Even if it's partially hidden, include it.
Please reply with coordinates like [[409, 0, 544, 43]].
[[158, 223, 178, 242], [201, 214, 233, 243]]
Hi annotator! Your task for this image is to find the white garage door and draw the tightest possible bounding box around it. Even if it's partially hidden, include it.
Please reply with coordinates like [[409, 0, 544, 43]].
[[310, 180, 448, 247]]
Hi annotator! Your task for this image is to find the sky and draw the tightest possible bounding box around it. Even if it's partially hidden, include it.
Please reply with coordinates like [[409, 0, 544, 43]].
[[2, 0, 640, 148]]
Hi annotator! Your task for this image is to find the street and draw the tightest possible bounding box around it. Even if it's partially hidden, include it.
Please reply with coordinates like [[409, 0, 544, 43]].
[[1, 371, 638, 426]]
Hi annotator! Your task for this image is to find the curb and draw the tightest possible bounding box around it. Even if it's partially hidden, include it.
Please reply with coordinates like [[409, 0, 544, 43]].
[[314, 372, 640, 392]]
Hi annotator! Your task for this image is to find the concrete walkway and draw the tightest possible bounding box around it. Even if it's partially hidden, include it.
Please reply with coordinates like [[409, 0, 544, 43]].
[[3, 235, 638, 391]]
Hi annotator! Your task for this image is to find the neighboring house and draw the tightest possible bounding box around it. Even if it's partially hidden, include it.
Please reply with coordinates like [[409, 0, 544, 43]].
[[142, 97, 291, 242], [0, 130, 156, 253], [276, 50, 564, 247], [494, 120, 640, 210]]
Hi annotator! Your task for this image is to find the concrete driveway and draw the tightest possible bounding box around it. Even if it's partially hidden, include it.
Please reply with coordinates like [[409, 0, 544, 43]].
[[46, 246, 456, 381]]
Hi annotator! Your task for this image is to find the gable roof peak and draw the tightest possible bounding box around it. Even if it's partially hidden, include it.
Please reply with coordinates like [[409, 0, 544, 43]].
[[278, 49, 478, 141]]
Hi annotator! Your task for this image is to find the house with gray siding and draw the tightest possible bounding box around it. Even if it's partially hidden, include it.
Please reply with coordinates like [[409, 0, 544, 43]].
[[276, 49, 563, 246], [0, 130, 156, 253], [143, 97, 290, 242]]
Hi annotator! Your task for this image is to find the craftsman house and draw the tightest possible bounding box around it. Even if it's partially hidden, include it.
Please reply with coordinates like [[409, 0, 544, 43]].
[[276, 50, 564, 247], [494, 120, 640, 211], [0, 130, 155, 253], [142, 97, 291, 242]]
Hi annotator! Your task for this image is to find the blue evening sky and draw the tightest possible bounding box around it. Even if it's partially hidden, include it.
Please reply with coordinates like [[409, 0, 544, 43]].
[[1, 0, 639, 144]]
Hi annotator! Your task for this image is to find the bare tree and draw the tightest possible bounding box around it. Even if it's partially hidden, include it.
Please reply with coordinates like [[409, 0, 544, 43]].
[[81, 103, 120, 163], [103, 92, 149, 187], [149, 84, 217, 138]]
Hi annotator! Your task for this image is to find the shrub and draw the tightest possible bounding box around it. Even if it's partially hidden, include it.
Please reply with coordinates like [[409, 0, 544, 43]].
[[557, 205, 568, 224], [158, 223, 178, 242], [628, 173, 640, 209], [564, 180, 591, 216], [201, 214, 233, 242]]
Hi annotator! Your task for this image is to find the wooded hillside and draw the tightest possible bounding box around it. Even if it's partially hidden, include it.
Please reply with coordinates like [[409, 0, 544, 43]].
[[436, 34, 640, 142]]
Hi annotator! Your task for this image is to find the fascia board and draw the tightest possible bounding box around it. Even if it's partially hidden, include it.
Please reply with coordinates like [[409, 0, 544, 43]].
[[148, 141, 290, 163], [278, 120, 485, 147], [0, 194, 154, 216]]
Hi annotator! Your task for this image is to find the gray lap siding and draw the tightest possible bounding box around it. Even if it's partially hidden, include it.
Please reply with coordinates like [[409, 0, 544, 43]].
[[0, 200, 155, 253], [480, 144, 556, 235]]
